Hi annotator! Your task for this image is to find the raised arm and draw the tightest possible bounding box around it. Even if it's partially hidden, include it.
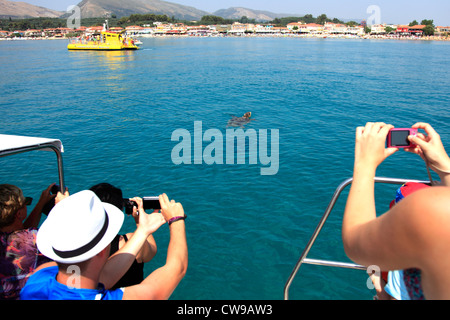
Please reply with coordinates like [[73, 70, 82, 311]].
[[342, 122, 397, 251], [341, 123, 450, 294], [100, 197, 166, 289], [122, 194, 188, 300], [125, 206, 159, 263], [23, 183, 56, 229]]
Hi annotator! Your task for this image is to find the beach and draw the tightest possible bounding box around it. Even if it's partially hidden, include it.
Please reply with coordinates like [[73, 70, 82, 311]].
[[1, 33, 448, 41]]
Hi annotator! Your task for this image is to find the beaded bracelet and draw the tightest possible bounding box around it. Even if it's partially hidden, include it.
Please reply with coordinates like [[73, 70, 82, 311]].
[[168, 215, 187, 225]]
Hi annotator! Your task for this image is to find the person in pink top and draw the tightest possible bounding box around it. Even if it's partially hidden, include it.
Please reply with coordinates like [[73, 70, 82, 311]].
[[0, 183, 66, 300]]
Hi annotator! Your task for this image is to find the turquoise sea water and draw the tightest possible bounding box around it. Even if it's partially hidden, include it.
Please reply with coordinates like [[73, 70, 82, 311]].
[[1, 37, 449, 300]]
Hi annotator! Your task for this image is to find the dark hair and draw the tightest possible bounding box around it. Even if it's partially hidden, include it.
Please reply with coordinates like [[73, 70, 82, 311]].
[[89, 183, 123, 210]]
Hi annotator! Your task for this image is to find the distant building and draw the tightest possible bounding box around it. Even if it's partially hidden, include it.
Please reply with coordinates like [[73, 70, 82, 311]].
[[396, 25, 427, 36], [0, 30, 10, 38], [323, 22, 364, 35], [396, 25, 410, 35], [125, 25, 144, 35], [85, 26, 104, 34], [187, 25, 211, 36], [436, 26, 450, 36], [254, 24, 275, 34], [370, 24, 387, 34], [213, 25, 231, 34], [229, 22, 249, 35], [304, 23, 324, 34], [408, 25, 426, 36], [109, 27, 123, 32], [286, 22, 304, 31]]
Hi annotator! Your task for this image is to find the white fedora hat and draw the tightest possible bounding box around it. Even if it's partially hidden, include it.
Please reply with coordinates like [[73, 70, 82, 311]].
[[37, 190, 124, 264]]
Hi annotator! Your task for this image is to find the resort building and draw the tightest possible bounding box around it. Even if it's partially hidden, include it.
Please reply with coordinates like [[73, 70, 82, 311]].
[[85, 26, 104, 34], [370, 24, 388, 34], [253, 24, 274, 34], [229, 22, 252, 35], [24, 29, 42, 37], [125, 25, 144, 35], [286, 22, 303, 31], [150, 22, 187, 36], [42, 28, 73, 37], [436, 26, 450, 36], [287, 21, 363, 35], [396, 25, 426, 36], [109, 27, 123, 33], [303, 23, 324, 34], [396, 25, 410, 35], [187, 25, 212, 36], [408, 25, 426, 36], [324, 22, 364, 35]]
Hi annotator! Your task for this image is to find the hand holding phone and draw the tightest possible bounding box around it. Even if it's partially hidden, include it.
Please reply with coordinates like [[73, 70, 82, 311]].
[[123, 196, 161, 215]]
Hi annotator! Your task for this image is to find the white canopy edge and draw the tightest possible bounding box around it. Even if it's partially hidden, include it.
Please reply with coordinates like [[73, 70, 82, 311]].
[[0, 134, 64, 155]]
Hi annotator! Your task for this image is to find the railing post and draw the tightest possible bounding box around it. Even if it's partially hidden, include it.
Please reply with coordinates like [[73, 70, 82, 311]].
[[284, 177, 430, 300]]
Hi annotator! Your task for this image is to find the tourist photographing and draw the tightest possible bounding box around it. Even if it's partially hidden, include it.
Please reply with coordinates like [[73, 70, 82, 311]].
[[0, 183, 68, 300], [20, 191, 188, 300], [89, 182, 158, 289], [342, 122, 450, 299]]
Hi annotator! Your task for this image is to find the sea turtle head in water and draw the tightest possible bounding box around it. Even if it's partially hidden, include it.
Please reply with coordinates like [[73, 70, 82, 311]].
[[227, 112, 254, 128]]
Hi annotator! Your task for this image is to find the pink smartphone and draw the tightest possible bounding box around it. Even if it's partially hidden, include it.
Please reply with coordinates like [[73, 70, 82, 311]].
[[387, 128, 418, 148]]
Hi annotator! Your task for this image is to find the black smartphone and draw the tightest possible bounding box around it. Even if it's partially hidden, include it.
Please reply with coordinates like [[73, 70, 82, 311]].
[[51, 184, 60, 194], [123, 196, 161, 215], [143, 196, 161, 210], [42, 184, 60, 215]]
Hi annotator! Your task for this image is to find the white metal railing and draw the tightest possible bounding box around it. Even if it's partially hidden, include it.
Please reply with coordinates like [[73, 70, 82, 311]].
[[283, 176, 430, 300]]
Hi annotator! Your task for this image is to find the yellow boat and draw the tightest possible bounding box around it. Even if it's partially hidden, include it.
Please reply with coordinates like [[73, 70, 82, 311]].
[[68, 30, 139, 51]]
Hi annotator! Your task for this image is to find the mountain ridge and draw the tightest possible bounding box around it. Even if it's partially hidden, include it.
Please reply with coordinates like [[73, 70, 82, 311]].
[[213, 7, 294, 22], [1, 0, 352, 23], [76, 0, 209, 20], [0, 0, 301, 21], [0, 0, 63, 18]]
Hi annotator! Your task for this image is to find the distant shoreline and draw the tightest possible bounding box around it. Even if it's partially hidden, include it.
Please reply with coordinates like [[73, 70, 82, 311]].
[[1, 34, 449, 42]]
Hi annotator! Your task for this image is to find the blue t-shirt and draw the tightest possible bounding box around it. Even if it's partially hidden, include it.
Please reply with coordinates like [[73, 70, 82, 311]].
[[20, 266, 124, 300]]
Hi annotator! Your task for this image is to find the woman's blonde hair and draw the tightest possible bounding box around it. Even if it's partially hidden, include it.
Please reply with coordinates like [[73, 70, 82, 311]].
[[0, 184, 25, 228]]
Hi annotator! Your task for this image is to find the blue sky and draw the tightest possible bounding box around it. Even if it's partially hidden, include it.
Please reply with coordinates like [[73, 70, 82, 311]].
[[10, 0, 450, 25]]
